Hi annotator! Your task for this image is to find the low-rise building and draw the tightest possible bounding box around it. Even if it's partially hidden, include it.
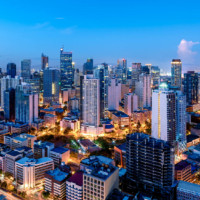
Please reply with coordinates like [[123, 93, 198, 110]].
[[175, 160, 191, 182], [132, 109, 151, 125], [66, 171, 84, 200], [50, 147, 70, 168], [31, 118, 45, 131], [60, 116, 80, 132], [44, 113, 57, 127], [114, 143, 126, 168], [78, 139, 101, 153], [187, 134, 200, 148], [45, 168, 69, 200], [177, 180, 200, 200], [15, 157, 54, 188]]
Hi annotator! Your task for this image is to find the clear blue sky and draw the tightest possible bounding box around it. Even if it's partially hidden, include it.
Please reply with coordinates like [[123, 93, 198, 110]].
[[1, 0, 200, 73]]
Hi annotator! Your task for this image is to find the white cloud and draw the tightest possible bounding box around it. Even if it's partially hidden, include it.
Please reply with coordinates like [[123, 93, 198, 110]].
[[32, 22, 50, 29], [177, 39, 199, 63]]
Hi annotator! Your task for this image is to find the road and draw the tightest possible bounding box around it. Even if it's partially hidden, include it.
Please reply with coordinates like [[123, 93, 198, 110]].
[[0, 189, 20, 200]]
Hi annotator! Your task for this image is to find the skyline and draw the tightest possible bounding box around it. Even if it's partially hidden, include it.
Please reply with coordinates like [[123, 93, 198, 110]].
[[1, 0, 200, 72]]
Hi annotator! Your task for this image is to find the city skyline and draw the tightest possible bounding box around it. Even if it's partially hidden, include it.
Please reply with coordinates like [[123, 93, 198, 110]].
[[1, 0, 200, 72]]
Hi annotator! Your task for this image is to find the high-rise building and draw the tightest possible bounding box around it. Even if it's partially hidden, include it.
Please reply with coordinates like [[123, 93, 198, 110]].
[[43, 68, 60, 104], [171, 59, 182, 90], [60, 47, 73, 89], [108, 78, 121, 111], [94, 63, 109, 119], [7, 63, 16, 78], [21, 59, 31, 79], [124, 93, 138, 116], [151, 66, 160, 89], [117, 59, 127, 83], [41, 53, 49, 70], [131, 63, 142, 90], [74, 69, 81, 86], [135, 73, 151, 109], [81, 75, 100, 127], [4, 88, 15, 121], [83, 58, 93, 74], [1, 75, 22, 109], [15, 83, 38, 124], [124, 133, 175, 199], [183, 71, 199, 105], [152, 83, 187, 155]]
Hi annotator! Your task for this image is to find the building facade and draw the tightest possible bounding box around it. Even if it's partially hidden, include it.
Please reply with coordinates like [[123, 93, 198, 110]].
[[7, 63, 16, 78], [171, 59, 182, 90], [21, 59, 31, 79]]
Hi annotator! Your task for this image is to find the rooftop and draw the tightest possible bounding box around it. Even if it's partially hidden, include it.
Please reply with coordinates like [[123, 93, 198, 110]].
[[51, 147, 69, 154], [67, 171, 84, 186], [106, 188, 134, 200], [79, 139, 96, 148], [194, 143, 200, 152], [112, 111, 129, 118], [187, 134, 199, 143], [175, 160, 191, 171], [12, 136, 27, 142], [16, 157, 53, 165], [45, 168, 69, 182], [15, 146, 32, 152], [178, 180, 200, 193], [6, 150, 22, 157], [115, 143, 126, 151], [81, 155, 113, 166]]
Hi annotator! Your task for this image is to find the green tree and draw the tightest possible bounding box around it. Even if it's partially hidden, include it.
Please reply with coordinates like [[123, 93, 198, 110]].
[[4, 172, 12, 179], [1, 181, 7, 188], [42, 191, 50, 199], [64, 127, 72, 135], [137, 121, 141, 131]]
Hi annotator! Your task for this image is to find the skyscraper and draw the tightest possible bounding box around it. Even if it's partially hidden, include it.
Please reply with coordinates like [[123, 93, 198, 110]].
[[21, 59, 31, 79], [41, 53, 49, 70], [43, 68, 60, 104], [60, 47, 73, 89], [94, 63, 108, 119], [183, 71, 199, 105], [135, 73, 151, 109], [81, 75, 100, 127], [7, 63, 16, 78], [171, 59, 182, 90], [151, 66, 160, 89], [4, 88, 15, 121], [131, 63, 142, 90], [83, 58, 93, 74], [15, 83, 38, 124], [117, 59, 127, 83], [124, 133, 175, 199], [124, 93, 138, 116], [1, 75, 22, 108]]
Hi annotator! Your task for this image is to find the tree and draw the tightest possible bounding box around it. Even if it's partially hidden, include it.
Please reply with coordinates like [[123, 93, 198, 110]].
[[4, 172, 12, 179], [64, 101, 68, 105], [1, 181, 7, 188], [64, 127, 72, 135], [63, 106, 67, 112], [137, 121, 141, 131], [0, 169, 2, 174], [42, 191, 50, 199]]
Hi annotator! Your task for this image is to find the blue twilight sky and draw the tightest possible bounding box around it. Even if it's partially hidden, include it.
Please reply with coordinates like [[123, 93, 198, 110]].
[[0, 0, 200, 73]]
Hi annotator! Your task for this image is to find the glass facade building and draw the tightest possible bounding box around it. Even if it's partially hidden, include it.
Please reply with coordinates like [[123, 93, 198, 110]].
[[21, 59, 31, 79], [4, 88, 15, 121], [41, 53, 49, 70], [83, 58, 93, 74], [7, 63, 16, 78], [117, 59, 127, 84], [171, 59, 182, 90]]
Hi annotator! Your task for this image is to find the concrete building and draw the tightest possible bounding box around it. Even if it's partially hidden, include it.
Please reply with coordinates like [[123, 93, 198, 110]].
[[131, 63, 142, 90], [171, 59, 182, 90], [110, 110, 130, 128], [124, 93, 138, 116], [135, 73, 151, 109], [108, 78, 121, 111], [83, 58, 93, 74], [132, 109, 151, 125], [117, 59, 127, 84], [50, 147, 70, 168], [66, 171, 84, 200], [175, 160, 191, 182], [69, 97, 79, 111], [44, 113, 57, 127], [1, 75, 22, 109], [60, 116, 80, 132], [121, 84, 129, 100], [21, 59, 31, 79], [45, 168, 69, 200], [15, 157, 54, 188], [33, 140, 54, 159], [177, 180, 200, 200], [114, 143, 126, 168]]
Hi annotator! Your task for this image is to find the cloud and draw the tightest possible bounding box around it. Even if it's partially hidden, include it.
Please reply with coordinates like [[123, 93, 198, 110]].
[[55, 17, 64, 20], [60, 26, 76, 35], [32, 22, 50, 29], [177, 39, 199, 63]]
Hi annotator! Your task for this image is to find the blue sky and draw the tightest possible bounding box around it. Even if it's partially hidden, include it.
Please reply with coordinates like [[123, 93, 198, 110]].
[[0, 0, 200, 73]]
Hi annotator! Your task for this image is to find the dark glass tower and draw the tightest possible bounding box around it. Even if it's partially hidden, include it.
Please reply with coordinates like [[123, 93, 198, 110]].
[[4, 88, 15, 121], [60, 47, 74, 89], [7, 63, 16, 78], [83, 58, 93, 74], [41, 53, 49, 70], [21, 59, 31, 79]]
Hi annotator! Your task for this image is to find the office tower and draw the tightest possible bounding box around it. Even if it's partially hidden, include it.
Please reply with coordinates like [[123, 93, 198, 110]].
[[60, 47, 74, 89], [142, 66, 150, 74], [45, 168, 69, 200], [108, 78, 121, 111], [83, 58, 93, 74], [151, 66, 160, 89], [41, 53, 49, 70], [1, 75, 22, 109], [33, 140, 54, 159], [183, 71, 199, 105], [15, 83, 38, 124], [39, 70, 44, 91], [125, 133, 174, 199], [117, 59, 127, 83], [16, 157, 54, 188], [83, 158, 119, 200], [145, 64, 152, 72], [152, 83, 187, 155], [81, 75, 100, 127], [24, 78, 40, 94], [4, 88, 15, 121], [127, 69, 132, 79], [43, 68, 60, 104], [171, 59, 182, 90], [94, 63, 109, 119], [21, 59, 31, 79], [7, 63, 16, 78], [74, 68, 80, 86], [124, 93, 138, 116], [50, 147, 70, 168], [5, 150, 23, 176], [66, 171, 84, 200], [131, 63, 142, 90], [135, 73, 151, 109]]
